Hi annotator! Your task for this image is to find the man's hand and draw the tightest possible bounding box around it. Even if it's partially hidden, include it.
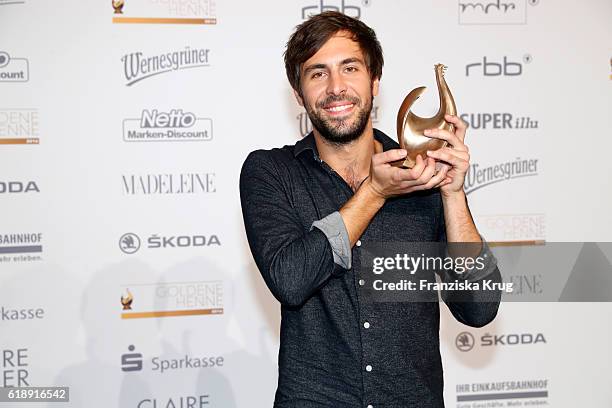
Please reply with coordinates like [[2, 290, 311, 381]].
[[366, 148, 450, 199], [424, 114, 470, 198]]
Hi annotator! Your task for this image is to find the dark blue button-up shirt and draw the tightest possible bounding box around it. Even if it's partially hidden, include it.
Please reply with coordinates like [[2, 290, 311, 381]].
[[239, 129, 501, 407]]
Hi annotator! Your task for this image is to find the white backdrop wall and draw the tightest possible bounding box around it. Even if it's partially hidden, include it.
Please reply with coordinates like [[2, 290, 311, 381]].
[[1, 0, 612, 407]]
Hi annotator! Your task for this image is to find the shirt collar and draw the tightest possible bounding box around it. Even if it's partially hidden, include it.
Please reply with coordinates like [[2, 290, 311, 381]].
[[293, 128, 399, 158]]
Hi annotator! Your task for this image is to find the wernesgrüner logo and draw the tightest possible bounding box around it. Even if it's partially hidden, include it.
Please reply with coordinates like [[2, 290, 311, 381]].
[[0, 109, 40, 145], [123, 109, 212, 142], [112, 0, 217, 25], [464, 157, 539, 195], [0, 51, 29, 82], [121, 47, 210, 86]]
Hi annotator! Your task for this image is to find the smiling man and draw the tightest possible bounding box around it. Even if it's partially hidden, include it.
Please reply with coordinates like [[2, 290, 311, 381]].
[[240, 11, 502, 408]]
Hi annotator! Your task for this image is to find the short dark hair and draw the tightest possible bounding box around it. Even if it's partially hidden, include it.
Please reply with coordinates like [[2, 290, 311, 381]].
[[284, 11, 384, 94]]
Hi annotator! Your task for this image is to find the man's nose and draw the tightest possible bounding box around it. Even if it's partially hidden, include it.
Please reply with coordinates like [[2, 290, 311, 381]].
[[326, 71, 347, 95]]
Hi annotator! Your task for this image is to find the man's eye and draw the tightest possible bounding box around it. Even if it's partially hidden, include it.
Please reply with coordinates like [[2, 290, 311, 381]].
[[345, 66, 358, 73], [311, 72, 325, 79]]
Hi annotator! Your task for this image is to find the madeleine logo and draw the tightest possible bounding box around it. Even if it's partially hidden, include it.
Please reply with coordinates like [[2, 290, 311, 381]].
[[121, 47, 210, 86], [0, 109, 40, 145], [120, 281, 224, 319], [458, 0, 539, 25], [0, 51, 29, 82], [112, 0, 216, 25]]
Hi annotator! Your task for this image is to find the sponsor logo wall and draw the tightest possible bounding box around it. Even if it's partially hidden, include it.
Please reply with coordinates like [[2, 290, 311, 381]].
[[1, 1, 611, 407]]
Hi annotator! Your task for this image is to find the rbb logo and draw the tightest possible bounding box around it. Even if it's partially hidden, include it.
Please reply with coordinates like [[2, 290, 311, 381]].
[[140, 109, 196, 129], [0, 181, 39, 193], [466, 56, 530, 77]]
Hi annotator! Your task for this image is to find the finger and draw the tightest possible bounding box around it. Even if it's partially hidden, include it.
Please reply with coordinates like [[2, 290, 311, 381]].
[[420, 166, 449, 190], [435, 147, 469, 162], [445, 114, 468, 142], [372, 148, 408, 166], [406, 154, 426, 179], [426, 149, 468, 169], [423, 128, 466, 151]]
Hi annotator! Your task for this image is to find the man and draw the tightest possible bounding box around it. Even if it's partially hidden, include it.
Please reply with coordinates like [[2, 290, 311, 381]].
[[240, 11, 501, 408]]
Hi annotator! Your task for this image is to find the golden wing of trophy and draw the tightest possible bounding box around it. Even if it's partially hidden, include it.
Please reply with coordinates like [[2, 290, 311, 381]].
[[396, 64, 457, 168]]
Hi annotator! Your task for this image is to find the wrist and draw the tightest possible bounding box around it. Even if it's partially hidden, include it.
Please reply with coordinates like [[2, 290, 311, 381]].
[[441, 189, 466, 202], [361, 178, 386, 208]]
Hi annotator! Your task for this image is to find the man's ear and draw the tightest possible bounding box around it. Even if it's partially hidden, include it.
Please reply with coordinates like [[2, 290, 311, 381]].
[[293, 88, 304, 107], [372, 77, 380, 97]]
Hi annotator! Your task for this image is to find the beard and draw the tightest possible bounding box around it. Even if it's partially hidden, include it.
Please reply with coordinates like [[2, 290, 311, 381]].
[[305, 92, 373, 146]]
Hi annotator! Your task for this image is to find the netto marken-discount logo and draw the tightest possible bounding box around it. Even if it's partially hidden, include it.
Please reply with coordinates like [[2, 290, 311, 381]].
[[0, 109, 40, 145], [121, 46, 210, 86], [0, 51, 29, 82], [464, 157, 539, 195], [112, 0, 217, 25], [123, 109, 212, 142], [301, 0, 369, 20], [458, 0, 540, 25]]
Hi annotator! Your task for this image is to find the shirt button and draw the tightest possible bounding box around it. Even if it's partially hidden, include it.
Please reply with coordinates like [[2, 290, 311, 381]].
[[356, 240, 362, 247], [363, 321, 370, 329], [365, 364, 372, 372], [367, 405, 373, 408], [358, 279, 365, 286]]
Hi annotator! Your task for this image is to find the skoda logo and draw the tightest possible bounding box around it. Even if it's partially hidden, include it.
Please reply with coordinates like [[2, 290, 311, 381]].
[[119, 233, 141, 254], [456, 332, 475, 352]]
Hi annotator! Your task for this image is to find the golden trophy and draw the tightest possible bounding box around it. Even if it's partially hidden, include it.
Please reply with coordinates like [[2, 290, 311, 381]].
[[396, 64, 457, 168], [112, 0, 125, 14]]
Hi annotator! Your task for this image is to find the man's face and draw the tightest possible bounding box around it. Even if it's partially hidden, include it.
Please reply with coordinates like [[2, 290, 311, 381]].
[[295, 32, 379, 145]]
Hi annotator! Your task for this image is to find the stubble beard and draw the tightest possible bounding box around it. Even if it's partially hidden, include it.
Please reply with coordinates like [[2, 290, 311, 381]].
[[305, 92, 373, 146]]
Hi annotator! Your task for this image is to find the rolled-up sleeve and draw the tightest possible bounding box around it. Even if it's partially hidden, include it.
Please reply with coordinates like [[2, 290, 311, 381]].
[[311, 211, 352, 270], [239, 151, 346, 308]]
